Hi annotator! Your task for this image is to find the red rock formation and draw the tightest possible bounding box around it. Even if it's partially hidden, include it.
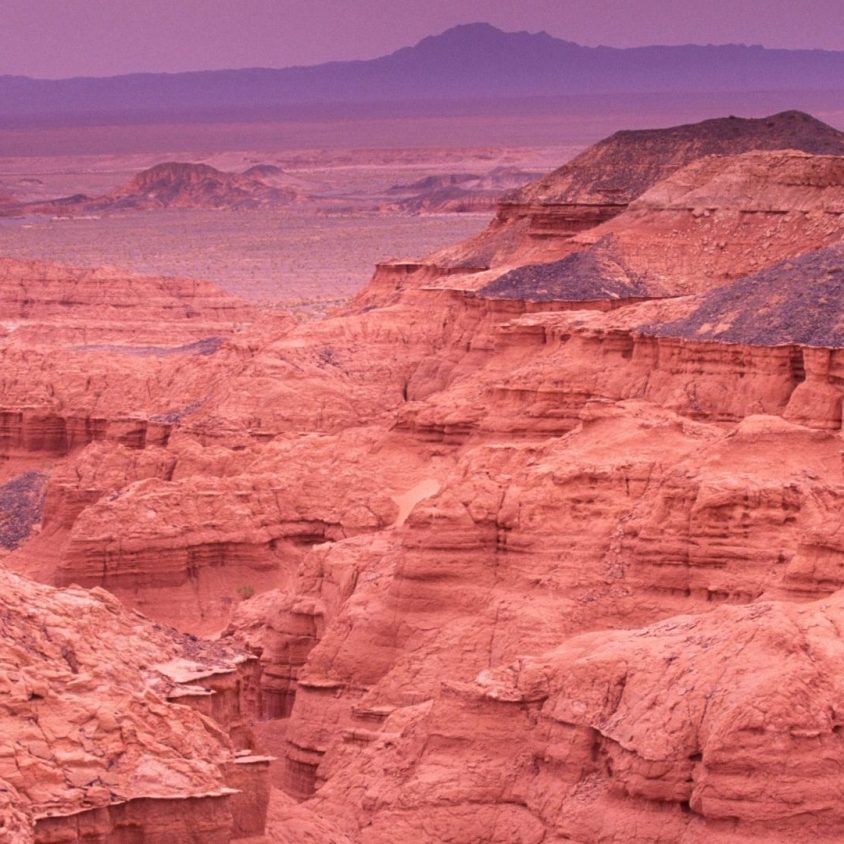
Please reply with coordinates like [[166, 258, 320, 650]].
[[307, 591, 844, 843], [9, 112, 844, 842], [0, 568, 269, 841], [53, 434, 402, 632], [0, 257, 254, 334], [0, 256, 264, 471], [430, 109, 844, 273], [351, 111, 844, 312], [208, 136, 844, 840]]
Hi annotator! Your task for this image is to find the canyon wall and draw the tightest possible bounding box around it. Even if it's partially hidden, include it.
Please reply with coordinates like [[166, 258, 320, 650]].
[[6, 111, 844, 841]]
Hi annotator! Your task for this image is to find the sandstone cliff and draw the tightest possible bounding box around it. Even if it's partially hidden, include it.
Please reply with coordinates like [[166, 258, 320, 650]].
[[213, 117, 844, 841], [6, 110, 844, 842]]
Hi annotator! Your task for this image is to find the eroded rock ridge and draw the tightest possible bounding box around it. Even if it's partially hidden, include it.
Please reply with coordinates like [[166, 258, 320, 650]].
[[5, 110, 844, 841]]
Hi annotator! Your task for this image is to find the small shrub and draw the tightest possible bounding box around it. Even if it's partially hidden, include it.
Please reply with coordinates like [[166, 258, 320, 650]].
[[236, 585, 255, 601]]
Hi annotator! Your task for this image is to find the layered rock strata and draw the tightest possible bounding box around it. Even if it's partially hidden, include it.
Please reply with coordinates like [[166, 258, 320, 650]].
[[308, 591, 844, 843], [213, 131, 844, 839], [7, 111, 844, 842], [0, 257, 253, 330]]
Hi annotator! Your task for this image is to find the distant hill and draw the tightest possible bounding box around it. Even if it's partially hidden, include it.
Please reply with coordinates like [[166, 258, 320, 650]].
[[2, 23, 844, 126], [242, 164, 285, 179], [15, 162, 297, 215], [104, 162, 297, 210], [387, 166, 540, 213]]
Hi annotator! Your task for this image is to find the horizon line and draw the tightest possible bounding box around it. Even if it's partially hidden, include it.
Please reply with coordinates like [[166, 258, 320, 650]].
[[2, 22, 839, 84]]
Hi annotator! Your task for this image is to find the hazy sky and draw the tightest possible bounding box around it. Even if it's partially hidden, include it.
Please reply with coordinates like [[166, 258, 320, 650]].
[[3, 0, 844, 78]]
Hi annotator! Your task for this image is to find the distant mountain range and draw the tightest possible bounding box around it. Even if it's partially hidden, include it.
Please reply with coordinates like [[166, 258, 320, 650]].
[[2, 23, 844, 126]]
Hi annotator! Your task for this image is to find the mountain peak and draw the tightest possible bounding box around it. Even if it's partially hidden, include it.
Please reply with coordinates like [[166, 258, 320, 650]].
[[419, 22, 507, 41], [410, 22, 577, 52], [437, 22, 503, 35]]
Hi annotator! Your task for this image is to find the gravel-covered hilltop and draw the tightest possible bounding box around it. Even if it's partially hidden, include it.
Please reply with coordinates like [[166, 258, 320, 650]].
[[508, 109, 844, 207], [650, 242, 844, 347], [419, 110, 844, 274], [477, 247, 649, 302], [492, 149, 844, 299]]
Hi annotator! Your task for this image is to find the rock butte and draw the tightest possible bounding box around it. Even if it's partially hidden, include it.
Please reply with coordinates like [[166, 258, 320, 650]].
[[4, 110, 844, 840], [2, 162, 299, 217]]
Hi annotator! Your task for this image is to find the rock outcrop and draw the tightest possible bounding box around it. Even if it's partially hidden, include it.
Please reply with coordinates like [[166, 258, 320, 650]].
[[53, 434, 403, 632], [407, 110, 844, 278], [0, 256, 255, 341], [212, 116, 844, 841], [309, 591, 844, 843], [0, 258, 261, 484], [0, 568, 269, 842], [444, 149, 844, 303]]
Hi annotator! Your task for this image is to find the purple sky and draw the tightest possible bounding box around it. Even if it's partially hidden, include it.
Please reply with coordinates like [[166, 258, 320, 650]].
[[4, 0, 844, 78]]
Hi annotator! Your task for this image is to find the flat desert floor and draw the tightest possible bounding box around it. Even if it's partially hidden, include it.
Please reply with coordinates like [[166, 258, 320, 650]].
[[0, 144, 576, 306], [0, 210, 488, 305]]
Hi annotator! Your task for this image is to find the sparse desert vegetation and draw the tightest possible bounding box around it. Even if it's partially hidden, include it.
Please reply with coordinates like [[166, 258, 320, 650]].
[[0, 209, 488, 304]]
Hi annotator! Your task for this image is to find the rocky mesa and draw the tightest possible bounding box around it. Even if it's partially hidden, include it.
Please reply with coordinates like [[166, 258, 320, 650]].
[[399, 109, 844, 277], [3, 162, 298, 217]]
